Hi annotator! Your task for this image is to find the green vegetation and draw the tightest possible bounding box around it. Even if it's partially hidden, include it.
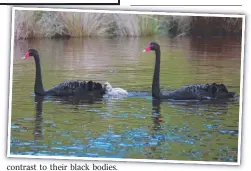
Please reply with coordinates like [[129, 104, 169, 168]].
[[14, 10, 243, 39]]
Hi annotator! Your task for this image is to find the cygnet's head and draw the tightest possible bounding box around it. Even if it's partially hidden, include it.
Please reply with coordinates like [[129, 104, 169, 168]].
[[104, 82, 113, 92]]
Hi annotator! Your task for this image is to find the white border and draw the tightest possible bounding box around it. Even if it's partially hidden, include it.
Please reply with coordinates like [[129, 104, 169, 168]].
[[7, 6, 246, 166]]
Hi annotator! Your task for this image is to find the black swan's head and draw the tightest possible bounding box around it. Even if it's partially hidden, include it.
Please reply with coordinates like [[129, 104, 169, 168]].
[[143, 42, 160, 52], [22, 49, 38, 59]]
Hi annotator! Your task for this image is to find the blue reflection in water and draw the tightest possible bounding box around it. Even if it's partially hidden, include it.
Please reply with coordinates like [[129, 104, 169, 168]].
[[10, 93, 238, 162]]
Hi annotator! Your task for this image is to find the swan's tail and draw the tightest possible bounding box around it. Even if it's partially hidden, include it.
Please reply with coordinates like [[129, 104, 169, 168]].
[[210, 83, 236, 98], [75, 80, 106, 94]]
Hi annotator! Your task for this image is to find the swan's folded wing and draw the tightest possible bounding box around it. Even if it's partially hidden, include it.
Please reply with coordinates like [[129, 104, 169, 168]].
[[45, 80, 105, 96], [161, 83, 235, 100], [161, 85, 199, 100]]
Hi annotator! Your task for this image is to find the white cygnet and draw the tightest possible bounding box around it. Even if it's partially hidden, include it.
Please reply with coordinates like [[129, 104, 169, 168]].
[[104, 82, 128, 98]]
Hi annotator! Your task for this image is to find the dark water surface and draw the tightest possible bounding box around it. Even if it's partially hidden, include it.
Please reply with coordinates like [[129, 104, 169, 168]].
[[10, 37, 241, 162]]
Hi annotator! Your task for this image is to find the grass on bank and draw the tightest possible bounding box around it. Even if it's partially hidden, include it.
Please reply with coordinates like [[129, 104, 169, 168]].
[[14, 10, 243, 39]]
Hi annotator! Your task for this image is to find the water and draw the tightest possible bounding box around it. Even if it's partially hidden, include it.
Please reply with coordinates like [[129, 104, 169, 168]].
[[10, 36, 241, 162]]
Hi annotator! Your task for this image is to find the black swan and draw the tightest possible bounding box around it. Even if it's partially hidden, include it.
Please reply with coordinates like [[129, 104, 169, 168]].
[[22, 49, 106, 97], [143, 42, 236, 100]]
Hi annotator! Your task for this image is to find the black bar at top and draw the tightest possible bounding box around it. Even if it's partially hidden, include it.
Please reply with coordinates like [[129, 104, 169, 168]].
[[0, 0, 120, 5]]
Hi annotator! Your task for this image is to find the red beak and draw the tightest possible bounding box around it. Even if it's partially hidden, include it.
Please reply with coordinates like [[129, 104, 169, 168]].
[[22, 51, 30, 59], [143, 45, 151, 52]]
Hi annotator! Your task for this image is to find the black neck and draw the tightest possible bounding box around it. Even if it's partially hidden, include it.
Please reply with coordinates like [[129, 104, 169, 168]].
[[34, 54, 45, 95], [152, 49, 161, 98]]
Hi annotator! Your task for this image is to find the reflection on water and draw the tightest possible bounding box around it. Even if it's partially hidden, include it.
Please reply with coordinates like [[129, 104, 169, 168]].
[[33, 96, 44, 140], [10, 37, 241, 162]]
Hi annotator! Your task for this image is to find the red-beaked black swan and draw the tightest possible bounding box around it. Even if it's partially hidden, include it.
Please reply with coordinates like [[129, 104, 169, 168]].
[[22, 49, 106, 97], [143, 42, 236, 100]]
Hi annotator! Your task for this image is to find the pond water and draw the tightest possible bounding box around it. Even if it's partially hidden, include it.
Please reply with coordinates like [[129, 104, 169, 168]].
[[10, 36, 241, 162]]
